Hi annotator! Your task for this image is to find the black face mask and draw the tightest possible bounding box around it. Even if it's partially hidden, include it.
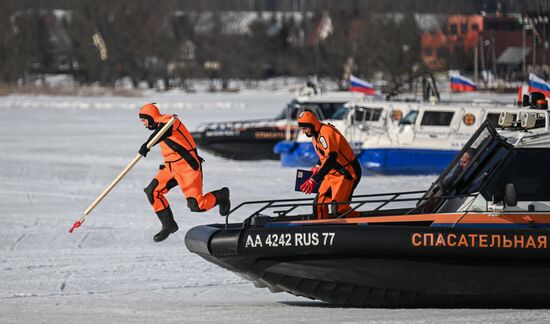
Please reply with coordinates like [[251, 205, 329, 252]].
[[140, 113, 158, 130]]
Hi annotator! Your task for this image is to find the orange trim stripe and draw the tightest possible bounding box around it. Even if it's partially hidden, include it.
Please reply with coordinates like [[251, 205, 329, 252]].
[[288, 213, 550, 225]]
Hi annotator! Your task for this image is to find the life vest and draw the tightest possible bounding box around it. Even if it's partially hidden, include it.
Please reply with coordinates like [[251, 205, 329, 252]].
[[158, 114, 202, 170], [313, 123, 357, 178], [298, 110, 356, 178]]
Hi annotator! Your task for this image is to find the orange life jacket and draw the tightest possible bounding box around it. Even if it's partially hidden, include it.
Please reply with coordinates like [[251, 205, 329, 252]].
[[157, 114, 201, 168], [298, 111, 356, 178], [313, 124, 356, 176]]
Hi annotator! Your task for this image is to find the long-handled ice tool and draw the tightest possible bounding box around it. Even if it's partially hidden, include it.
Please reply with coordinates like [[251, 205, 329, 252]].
[[69, 117, 176, 233]]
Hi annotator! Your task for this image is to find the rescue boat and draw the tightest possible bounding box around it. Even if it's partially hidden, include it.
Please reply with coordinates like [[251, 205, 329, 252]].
[[192, 92, 364, 160], [186, 94, 550, 307]]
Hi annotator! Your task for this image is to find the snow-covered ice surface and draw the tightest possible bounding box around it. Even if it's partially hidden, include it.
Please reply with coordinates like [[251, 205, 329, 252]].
[[1, 90, 550, 323]]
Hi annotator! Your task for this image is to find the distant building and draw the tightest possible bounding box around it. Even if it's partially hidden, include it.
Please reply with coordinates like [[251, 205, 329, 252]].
[[420, 13, 550, 78]]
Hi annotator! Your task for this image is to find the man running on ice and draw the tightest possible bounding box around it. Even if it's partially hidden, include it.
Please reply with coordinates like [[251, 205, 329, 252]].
[[138, 103, 230, 242]]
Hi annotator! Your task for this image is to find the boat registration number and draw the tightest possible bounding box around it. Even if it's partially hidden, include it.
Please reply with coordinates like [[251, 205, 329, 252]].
[[244, 232, 335, 248]]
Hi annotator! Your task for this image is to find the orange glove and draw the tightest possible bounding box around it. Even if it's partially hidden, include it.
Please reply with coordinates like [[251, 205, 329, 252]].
[[300, 178, 317, 194]]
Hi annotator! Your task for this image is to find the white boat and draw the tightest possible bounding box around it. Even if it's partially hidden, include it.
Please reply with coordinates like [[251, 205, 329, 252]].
[[275, 99, 521, 175]]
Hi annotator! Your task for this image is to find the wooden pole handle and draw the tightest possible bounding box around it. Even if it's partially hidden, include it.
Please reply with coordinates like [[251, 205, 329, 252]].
[[73, 117, 176, 227]]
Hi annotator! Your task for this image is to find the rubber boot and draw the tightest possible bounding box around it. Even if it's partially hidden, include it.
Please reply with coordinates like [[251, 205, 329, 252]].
[[213, 187, 231, 216], [153, 208, 178, 242]]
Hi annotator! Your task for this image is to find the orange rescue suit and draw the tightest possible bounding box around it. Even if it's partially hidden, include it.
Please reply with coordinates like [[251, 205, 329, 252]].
[[298, 111, 362, 219], [140, 104, 216, 213]]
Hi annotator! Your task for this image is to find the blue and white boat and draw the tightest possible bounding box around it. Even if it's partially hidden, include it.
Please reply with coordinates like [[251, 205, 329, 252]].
[[274, 100, 412, 167], [275, 100, 521, 175]]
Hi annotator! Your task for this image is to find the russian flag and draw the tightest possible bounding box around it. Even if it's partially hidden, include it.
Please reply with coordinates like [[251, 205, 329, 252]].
[[528, 73, 550, 97], [350, 75, 376, 95], [450, 74, 477, 92]]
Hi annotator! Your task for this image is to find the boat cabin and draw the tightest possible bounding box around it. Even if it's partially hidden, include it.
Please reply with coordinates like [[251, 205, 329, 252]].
[[392, 102, 519, 150]]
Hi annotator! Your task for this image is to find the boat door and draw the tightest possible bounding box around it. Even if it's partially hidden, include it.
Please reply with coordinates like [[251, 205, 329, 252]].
[[394, 109, 419, 146], [345, 104, 385, 152]]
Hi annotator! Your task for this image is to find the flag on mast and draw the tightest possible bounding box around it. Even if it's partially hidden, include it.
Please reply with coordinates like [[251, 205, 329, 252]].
[[528, 73, 550, 97], [450, 73, 477, 92], [350, 75, 376, 95]]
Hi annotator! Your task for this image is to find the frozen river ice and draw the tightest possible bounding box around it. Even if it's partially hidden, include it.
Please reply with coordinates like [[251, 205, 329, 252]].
[[1, 91, 549, 323]]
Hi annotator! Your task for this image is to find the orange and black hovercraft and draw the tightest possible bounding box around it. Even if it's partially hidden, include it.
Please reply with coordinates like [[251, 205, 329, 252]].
[[186, 93, 550, 307]]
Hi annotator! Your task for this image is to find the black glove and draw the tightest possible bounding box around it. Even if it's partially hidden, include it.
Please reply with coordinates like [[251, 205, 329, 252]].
[[139, 143, 150, 157]]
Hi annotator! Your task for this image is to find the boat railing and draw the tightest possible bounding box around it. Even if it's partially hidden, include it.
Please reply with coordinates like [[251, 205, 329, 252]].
[[226, 190, 411, 227], [195, 118, 285, 132], [224, 190, 481, 228]]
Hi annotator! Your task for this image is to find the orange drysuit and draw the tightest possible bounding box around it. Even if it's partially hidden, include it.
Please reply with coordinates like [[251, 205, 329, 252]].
[[298, 111, 362, 219], [139, 104, 217, 213]]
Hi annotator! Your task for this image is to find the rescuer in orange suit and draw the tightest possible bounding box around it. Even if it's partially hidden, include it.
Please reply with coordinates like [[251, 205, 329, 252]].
[[138, 103, 230, 242], [298, 111, 361, 219]]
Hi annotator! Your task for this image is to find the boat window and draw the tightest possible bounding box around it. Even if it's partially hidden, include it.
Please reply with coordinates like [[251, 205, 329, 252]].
[[331, 107, 348, 120], [317, 103, 332, 119], [354, 107, 383, 123], [330, 102, 348, 118], [440, 127, 497, 194], [458, 145, 510, 194], [276, 101, 299, 119], [420, 111, 455, 126], [307, 102, 332, 120], [278, 102, 326, 120], [398, 110, 418, 125], [297, 102, 347, 120], [369, 108, 383, 121]]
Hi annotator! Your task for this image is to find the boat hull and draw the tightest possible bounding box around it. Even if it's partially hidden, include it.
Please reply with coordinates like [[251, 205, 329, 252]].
[[185, 223, 550, 307], [275, 141, 459, 175], [193, 128, 287, 160]]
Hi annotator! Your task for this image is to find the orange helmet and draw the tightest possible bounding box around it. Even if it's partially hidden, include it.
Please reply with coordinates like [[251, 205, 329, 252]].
[[139, 103, 161, 130], [297, 110, 321, 133]]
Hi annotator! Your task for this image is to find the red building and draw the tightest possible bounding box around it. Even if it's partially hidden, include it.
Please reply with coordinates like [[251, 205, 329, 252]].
[[421, 14, 544, 75]]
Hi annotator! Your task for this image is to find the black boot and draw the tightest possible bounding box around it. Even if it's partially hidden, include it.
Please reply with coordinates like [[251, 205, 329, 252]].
[[213, 187, 231, 216], [153, 208, 178, 242]]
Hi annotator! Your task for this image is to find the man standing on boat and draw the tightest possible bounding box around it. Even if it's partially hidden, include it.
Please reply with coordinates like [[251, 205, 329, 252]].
[[138, 103, 231, 242], [297, 110, 362, 218]]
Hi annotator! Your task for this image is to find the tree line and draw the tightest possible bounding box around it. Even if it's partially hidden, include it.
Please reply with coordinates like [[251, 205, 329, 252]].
[[0, 0, 547, 91]]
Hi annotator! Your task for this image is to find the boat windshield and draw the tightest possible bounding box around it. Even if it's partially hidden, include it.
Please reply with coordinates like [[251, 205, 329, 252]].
[[414, 121, 512, 213], [275, 102, 300, 120], [398, 110, 418, 125], [275, 100, 349, 120], [331, 107, 348, 120]]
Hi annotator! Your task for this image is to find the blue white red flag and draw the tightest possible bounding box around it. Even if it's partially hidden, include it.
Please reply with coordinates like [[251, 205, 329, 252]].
[[528, 73, 550, 97], [350, 75, 376, 95], [450, 74, 477, 92]]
